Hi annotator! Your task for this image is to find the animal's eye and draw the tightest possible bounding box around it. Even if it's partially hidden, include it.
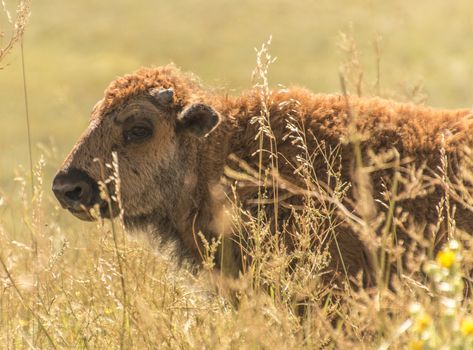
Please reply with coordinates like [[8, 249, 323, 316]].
[[124, 125, 153, 143]]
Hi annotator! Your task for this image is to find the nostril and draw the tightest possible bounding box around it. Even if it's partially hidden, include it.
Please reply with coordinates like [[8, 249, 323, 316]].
[[64, 186, 83, 201], [53, 180, 91, 206], [52, 169, 97, 209]]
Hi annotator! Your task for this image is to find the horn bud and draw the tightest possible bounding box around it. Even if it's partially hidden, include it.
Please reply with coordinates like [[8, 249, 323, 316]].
[[149, 87, 174, 105]]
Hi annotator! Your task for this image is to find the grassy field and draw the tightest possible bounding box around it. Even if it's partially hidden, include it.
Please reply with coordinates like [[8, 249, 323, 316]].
[[1, 0, 473, 348]]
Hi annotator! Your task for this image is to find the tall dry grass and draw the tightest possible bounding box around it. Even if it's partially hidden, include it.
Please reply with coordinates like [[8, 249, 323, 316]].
[[2, 25, 473, 350], [0, 0, 30, 65]]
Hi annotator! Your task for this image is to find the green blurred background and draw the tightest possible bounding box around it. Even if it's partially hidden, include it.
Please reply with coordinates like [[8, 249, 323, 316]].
[[1, 0, 473, 196]]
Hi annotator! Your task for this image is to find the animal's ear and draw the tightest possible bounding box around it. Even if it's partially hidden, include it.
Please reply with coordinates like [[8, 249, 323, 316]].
[[149, 88, 174, 106], [177, 103, 220, 137]]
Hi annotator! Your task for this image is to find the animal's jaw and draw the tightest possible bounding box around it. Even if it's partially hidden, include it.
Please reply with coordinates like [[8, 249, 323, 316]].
[[66, 208, 96, 221], [65, 201, 120, 221]]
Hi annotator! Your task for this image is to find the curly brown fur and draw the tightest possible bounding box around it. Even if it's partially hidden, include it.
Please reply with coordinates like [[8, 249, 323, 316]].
[[54, 65, 473, 286]]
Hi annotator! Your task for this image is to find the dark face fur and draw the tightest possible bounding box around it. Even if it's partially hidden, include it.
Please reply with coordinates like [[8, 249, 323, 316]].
[[52, 87, 220, 224]]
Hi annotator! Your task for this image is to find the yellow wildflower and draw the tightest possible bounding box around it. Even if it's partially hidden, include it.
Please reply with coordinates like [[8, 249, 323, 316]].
[[409, 339, 425, 350], [461, 316, 473, 336], [437, 249, 456, 269], [414, 313, 431, 333]]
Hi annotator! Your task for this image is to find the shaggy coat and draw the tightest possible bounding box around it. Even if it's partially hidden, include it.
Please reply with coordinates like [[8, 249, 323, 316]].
[[53, 65, 473, 286]]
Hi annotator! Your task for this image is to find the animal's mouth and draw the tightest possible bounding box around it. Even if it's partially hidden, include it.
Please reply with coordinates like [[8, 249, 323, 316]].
[[67, 200, 120, 221], [68, 208, 96, 221]]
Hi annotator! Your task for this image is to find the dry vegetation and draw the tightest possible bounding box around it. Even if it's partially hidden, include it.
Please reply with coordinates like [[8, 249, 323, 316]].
[[0, 0, 30, 65], [2, 2, 473, 350]]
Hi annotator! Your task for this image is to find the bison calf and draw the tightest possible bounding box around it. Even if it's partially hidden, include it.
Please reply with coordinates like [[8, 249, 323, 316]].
[[52, 65, 473, 286]]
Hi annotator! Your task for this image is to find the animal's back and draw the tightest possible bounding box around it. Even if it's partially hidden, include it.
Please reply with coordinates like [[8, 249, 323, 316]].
[[224, 88, 473, 284]]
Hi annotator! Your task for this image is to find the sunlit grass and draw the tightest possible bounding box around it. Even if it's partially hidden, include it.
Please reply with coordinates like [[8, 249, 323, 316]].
[[2, 0, 473, 348]]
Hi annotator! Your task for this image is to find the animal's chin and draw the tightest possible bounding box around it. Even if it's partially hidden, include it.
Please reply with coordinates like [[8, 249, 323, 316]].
[[68, 202, 120, 221], [69, 209, 95, 221]]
